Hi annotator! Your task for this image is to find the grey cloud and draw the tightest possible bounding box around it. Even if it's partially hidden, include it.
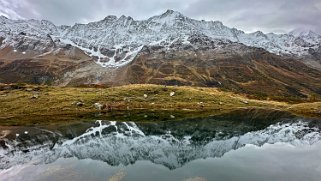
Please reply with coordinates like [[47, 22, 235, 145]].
[[1, 0, 321, 34], [0, 0, 26, 19], [0, 0, 185, 25], [184, 0, 321, 34]]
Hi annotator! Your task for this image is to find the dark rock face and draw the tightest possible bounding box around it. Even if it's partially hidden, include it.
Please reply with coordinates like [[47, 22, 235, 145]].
[[100, 48, 115, 57], [308, 46, 321, 61], [0, 45, 93, 85], [0, 59, 54, 84], [0, 37, 4, 46], [19, 32, 26, 36]]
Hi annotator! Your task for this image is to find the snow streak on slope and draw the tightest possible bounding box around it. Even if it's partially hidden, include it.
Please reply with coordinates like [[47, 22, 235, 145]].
[[0, 120, 320, 170]]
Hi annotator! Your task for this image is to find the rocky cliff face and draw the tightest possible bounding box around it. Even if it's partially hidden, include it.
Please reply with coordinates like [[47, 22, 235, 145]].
[[1, 10, 321, 99]]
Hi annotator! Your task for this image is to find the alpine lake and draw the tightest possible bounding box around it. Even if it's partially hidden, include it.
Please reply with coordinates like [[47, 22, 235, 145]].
[[1, 109, 321, 181]]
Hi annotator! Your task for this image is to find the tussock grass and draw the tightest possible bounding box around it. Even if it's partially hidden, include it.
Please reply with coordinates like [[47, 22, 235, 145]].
[[287, 102, 321, 117], [0, 84, 319, 120]]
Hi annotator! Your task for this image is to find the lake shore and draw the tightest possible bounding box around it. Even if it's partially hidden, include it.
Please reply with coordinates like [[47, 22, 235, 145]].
[[0, 84, 320, 123]]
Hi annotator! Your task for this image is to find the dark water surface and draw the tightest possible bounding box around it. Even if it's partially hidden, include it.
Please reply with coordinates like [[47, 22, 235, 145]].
[[0, 109, 321, 181]]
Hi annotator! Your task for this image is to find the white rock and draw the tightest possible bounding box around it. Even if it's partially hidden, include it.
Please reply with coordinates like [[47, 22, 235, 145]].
[[76, 102, 84, 107], [94, 103, 103, 110], [31, 94, 39, 99], [241, 100, 249, 104]]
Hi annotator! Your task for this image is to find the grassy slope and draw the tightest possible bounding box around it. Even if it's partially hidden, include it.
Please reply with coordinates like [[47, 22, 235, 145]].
[[0, 84, 320, 120]]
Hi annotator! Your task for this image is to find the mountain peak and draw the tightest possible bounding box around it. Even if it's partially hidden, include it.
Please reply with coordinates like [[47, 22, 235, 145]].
[[0, 15, 8, 23], [118, 15, 133, 20], [160, 9, 183, 18], [289, 28, 319, 37], [251, 31, 267, 37], [164, 9, 178, 14], [0, 15, 8, 20], [147, 9, 187, 25], [103, 15, 117, 21]]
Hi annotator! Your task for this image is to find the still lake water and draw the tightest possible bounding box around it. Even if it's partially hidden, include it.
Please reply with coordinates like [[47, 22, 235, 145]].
[[0, 109, 321, 181]]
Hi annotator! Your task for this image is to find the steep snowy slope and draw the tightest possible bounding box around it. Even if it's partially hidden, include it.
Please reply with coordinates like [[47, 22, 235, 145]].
[[0, 15, 59, 54]]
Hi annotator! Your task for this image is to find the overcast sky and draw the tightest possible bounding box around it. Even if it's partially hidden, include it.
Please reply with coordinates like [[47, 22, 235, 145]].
[[1, 0, 321, 34]]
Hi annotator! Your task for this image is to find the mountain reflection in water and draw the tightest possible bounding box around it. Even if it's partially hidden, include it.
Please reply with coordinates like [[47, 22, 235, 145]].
[[0, 109, 321, 181]]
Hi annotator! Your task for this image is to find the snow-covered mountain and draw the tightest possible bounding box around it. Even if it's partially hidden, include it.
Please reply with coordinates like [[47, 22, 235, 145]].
[[1, 10, 321, 68]]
